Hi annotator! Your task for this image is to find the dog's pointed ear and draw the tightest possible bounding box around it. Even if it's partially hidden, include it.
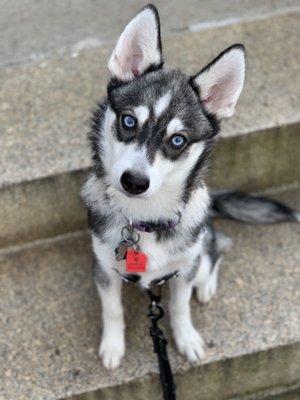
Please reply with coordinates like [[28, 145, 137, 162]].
[[108, 4, 163, 81], [191, 45, 245, 120]]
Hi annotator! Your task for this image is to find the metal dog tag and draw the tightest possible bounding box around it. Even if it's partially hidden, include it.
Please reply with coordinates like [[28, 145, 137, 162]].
[[115, 241, 129, 261], [115, 224, 141, 262]]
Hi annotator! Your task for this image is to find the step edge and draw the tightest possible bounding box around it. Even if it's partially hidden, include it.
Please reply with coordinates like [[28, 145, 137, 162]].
[[1, 120, 299, 192], [61, 341, 300, 400]]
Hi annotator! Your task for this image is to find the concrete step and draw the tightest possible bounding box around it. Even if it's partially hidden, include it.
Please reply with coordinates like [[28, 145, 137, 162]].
[[1, 11, 299, 248], [0, 189, 299, 400], [1, 0, 299, 67]]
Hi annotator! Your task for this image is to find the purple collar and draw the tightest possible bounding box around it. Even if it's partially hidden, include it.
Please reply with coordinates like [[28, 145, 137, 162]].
[[131, 218, 180, 233]]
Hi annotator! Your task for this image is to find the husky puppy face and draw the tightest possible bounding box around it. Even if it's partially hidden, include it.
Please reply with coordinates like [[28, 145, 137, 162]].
[[90, 4, 245, 217], [106, 69, 214, 198]]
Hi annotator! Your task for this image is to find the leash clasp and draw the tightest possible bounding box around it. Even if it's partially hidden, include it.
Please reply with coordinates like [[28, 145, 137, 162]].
[[148, 301, 164, 322]]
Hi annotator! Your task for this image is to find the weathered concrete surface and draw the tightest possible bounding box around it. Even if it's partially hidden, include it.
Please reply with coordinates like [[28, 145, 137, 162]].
[[1, 12, 300, 189], [1, 0, 299, 67], [0, 190, 299, 400], [265, 388, 300, 400], [0, 13, 299, 248], [0, 170, 86, 249], [71, 346, 300, 400], [209, 123, 300, 190]]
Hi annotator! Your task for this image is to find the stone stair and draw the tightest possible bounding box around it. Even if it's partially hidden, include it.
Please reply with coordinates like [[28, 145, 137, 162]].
[[1, 189, 299, 400], [0, 2, 299, 399], [1, 9, 300, 249]]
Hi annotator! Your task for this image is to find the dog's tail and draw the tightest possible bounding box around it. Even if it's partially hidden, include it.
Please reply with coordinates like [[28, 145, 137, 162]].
[[211, 191, 300, 224]]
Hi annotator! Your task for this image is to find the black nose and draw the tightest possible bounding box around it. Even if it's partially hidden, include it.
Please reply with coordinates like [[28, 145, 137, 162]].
[[120, 170, 150, 195]]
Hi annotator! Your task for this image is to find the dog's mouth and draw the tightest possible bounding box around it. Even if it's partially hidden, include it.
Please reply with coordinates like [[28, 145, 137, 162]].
[[120, 188, 135, 198], [108, 184, 148, 200], [119, 187, 148, 199]]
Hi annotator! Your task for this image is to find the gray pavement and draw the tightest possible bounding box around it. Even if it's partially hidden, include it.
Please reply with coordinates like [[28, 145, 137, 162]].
[[1, 12, 299, 189], [1, 12, 300, 249], [1, 0, 300, 66], [0, 189, 299, 400]]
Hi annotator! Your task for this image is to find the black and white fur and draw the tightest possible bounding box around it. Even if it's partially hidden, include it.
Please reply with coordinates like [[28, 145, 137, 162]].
[[82, 5, 299, 370]]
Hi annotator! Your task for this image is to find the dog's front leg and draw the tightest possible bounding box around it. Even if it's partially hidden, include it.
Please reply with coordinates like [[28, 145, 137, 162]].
[[92, 236, 125, 369], [169, 276, 204, 362], [96, 274, 125, 369]]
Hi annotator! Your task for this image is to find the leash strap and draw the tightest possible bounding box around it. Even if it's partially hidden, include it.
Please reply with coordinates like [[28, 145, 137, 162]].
[[113, 268, 179, 399], [147, 286, 176, 400]]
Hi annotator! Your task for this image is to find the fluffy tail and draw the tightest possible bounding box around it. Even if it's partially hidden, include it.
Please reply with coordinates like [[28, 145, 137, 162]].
[[211, 191, 300, 224]]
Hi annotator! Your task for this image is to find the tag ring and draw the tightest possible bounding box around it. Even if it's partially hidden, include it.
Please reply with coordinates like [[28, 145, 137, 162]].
[[121, 226, 140, 244]]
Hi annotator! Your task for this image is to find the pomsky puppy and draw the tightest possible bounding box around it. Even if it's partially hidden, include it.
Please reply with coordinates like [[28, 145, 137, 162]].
[[82, 4, 299, 370]]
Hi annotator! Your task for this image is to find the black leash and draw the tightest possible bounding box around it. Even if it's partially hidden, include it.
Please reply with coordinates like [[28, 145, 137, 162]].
[[114, 269, 178, 400], [147, 284, 176, 400]]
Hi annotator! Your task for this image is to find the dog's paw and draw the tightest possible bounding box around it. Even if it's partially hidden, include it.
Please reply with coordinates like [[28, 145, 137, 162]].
[[196, 270, 218, 304], [99, 335, 125, 370], [174, 325, 205, 362]]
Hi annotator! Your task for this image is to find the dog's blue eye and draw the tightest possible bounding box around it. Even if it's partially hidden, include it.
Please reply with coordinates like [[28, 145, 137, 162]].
[[170, 134, 186, 149], [121, 114, 137, 130]]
